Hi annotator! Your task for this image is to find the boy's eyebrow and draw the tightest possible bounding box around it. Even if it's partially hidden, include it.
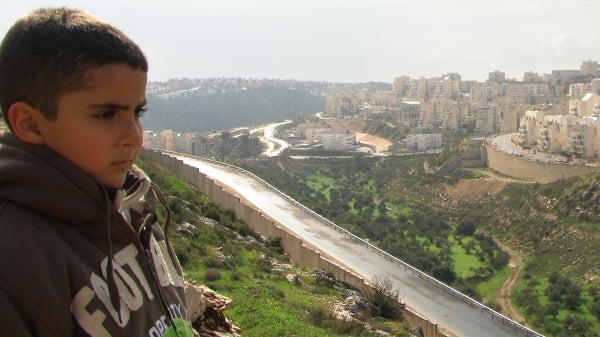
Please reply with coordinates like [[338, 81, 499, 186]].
[[89, 100, 147, 110]]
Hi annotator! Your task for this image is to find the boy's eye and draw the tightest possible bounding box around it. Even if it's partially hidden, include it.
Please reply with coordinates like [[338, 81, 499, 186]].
[[135, 107, 147, 118], [97, 111, 116, 120]]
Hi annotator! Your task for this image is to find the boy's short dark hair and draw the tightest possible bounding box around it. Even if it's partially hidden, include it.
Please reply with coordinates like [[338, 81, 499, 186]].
[[0, 7, 148, 128]]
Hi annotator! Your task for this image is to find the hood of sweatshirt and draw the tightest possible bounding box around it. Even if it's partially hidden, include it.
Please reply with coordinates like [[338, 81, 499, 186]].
[[0, 131, 131, 232]]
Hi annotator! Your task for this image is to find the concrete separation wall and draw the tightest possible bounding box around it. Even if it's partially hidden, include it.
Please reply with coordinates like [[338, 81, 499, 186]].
[[143, 149, 449, 337], [485, 145, 599, 183]]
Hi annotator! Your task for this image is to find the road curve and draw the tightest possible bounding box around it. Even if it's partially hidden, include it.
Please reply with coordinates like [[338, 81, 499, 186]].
[[172, 154, 541, 337]]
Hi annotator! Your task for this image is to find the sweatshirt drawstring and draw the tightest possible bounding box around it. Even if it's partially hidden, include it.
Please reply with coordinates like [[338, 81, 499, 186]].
[[147, 183, 188, 337], [149, 183, 173, 255], [103, 187, 123, 325]]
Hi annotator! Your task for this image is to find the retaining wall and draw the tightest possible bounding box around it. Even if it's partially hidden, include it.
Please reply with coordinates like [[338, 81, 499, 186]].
[[143, 149, 448, 337], [486, 145, 599, 183]]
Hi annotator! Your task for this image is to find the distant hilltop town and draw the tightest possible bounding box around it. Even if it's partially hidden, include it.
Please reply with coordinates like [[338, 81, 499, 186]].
[[144, 60, 600, 160]]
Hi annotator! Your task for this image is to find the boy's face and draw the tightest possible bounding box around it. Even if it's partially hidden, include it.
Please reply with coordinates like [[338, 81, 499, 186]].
[[36, 64, 147, 188]]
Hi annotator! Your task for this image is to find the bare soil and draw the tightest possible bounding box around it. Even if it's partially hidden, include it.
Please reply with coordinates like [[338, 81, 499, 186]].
[[444, 177, 508, 201], [495, 241, 526, 323], [355, 132, 392, 153], [444, 169, 525, 200]]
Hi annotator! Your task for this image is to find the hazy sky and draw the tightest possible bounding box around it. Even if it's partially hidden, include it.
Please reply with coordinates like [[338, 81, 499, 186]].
[[2, 0, 599, 83]]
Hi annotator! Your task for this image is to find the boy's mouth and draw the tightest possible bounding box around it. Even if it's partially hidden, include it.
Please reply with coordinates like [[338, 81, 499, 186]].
[[111, 158, 133, 168]]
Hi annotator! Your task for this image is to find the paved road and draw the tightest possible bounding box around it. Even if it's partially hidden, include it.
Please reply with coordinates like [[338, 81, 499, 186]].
[[250, 121, 292, 157], [173, 154, 540, 337]]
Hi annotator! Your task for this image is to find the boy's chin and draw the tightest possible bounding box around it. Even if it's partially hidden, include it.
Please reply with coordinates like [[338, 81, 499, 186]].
[[101, 177, 127, 189]]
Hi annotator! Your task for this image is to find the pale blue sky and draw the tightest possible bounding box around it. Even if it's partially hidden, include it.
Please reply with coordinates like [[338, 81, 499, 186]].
[[2, 0, 599, 83]]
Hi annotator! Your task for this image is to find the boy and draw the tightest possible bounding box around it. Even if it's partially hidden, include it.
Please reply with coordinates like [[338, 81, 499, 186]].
[[0, 7, 195, 337]]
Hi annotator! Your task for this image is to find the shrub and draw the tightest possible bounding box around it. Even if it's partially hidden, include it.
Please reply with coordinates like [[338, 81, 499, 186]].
[[204, 268, 222, 282], [230, 271, 243, 282], [265, 236, 284, 254], [204, 256, 225, 268], [363, 275, 404, 320]]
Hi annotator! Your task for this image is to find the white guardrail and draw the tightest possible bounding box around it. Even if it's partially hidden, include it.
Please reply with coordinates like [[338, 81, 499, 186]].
[[161, 150, 544, 337]]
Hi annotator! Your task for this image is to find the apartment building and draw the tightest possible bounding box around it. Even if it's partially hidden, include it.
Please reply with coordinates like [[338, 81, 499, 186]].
[[298, 123, 356, 151], [372, 90, 401, 108], [397, 101, 422, 128], [406, 133, 442, 151], [519, 97, 600, 158], [569, 92, 599, 117], [547, 69, 582, 85], [537, 115, 570, 154], [143, 130, 200, 153], [488, 70, 506, 82], [325, 59, 598, 141], [432, 76, 460, 101], [393, 76, 411, 97], [322, 134, 356, 151], [439, 106, 463, 132], [407, 77, 430, 100], [581, 60, 600, 77], [523, 71, 543, 82], [474, 106, 501, 134], [569, 79, 600, 97], [421, 101, 452, 130], [517, 110, 545, 148], [326, 93, 357, 117]]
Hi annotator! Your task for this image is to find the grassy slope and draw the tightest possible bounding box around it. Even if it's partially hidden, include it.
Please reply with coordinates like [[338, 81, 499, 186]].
[[137, 156, 410, 337]]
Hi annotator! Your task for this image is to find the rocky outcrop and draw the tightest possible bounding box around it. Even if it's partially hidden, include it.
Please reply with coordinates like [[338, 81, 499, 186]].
[[185, 282, 242, 337]]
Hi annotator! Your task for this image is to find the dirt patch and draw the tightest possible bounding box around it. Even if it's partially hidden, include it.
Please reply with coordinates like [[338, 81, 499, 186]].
[[355, 132, 392, 153], [444, 178, 508, 201], [444, 170, 524, 202], [495, 241, 526, 324]]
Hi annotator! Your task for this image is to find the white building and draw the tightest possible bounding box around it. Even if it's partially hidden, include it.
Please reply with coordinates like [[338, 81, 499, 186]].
[[519, 110, 600, 158], [322, 134, 356, 151], [406, 134, 442, 151], [569, 92, 599, 117]]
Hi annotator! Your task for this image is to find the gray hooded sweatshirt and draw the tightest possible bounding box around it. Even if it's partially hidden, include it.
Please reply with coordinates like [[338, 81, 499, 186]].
[[0, 131, 195, 337]]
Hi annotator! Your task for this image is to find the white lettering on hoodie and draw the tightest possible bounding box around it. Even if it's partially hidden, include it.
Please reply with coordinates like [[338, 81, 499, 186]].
[[70, 240, 184, 337]]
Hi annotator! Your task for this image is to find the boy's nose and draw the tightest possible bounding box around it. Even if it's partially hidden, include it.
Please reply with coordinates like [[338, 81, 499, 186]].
[[120, 118, 142, 147]]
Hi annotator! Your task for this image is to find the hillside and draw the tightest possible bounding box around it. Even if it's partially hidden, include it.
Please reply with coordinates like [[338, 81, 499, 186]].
[[142, 78, 395, 133], [233, 153, 600, 337], [137, 156, 412, 337]]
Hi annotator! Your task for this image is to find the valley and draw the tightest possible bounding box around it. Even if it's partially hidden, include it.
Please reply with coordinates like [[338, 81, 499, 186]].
[[232, 151, 600, 337]]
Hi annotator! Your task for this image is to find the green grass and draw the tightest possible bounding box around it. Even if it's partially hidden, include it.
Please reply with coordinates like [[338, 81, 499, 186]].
[[307, 173, 336, 202], [477, 266, 510, 306], [416, 236, 442, 254], [450, 236, 486, 279], [191, 249, 391, 337], [347, 199, 357, 214], [416, 235, 487, 279]]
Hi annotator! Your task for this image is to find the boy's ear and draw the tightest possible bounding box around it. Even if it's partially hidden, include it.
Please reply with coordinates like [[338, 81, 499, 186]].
[[7, 102, 45, 144]]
